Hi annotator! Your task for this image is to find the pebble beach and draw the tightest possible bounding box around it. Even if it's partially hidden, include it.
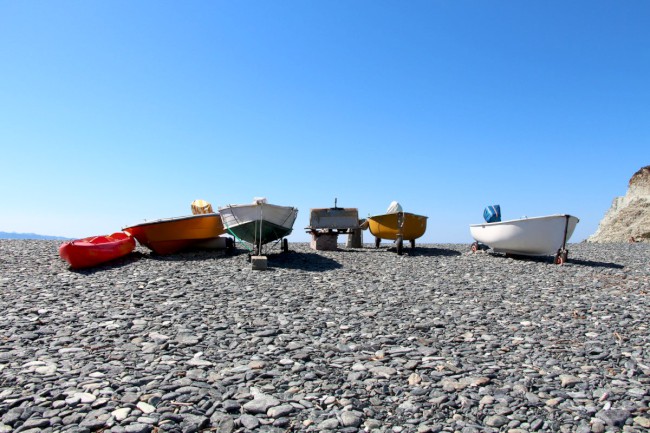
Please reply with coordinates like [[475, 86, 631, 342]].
[[1, 240, 649, 433]]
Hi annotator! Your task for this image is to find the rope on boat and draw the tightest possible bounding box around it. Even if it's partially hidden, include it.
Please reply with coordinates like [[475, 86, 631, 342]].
[[223, 206, 253, 253]]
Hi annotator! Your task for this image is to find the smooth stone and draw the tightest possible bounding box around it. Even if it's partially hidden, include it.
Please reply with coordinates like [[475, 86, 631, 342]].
[[35, 364, 57, 375], [340, 411, 362, 427], [634, 417, 650, 428], [239, 414, 260, 430], [149, 332, 170, 342], [210, 412, 234, 433], [180, 414, 208, 431], [80, 410, 110, 429], [2, 409, 22, 426], [243, 394, 280, 414], [318, 418, 340, 429], [484, 415, 508, 428], [267, 404, 294, 418], [123, 423, 152, 433], [136, 402, 155, 414], [187, 357, 213, 366], [596, 409, 630, 427], [559, 375, 580, 387], [20, 418, 51, 429], [369, 366, 397, 378], [112, 408, 131, 421]]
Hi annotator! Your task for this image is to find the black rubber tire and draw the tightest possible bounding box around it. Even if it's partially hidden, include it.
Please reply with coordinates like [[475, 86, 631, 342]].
[[375, 237, 381, 248], [282, 238, 289, 253], [396, 236, 403, 255], [410, 239, 416, 249]]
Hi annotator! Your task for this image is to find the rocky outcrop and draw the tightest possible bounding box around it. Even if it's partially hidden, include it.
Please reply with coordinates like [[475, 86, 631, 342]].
[[588, 166, 650, 243]]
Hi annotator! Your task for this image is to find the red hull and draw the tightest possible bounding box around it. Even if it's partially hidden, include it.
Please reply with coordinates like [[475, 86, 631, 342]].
[[59, 232, 136, 269]]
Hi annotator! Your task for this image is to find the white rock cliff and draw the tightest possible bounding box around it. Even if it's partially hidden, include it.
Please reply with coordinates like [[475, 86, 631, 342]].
[[588, 166, 650, 243]]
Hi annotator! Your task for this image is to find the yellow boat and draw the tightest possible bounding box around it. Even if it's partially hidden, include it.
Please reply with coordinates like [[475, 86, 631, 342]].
[[367, 212, 428, 254]]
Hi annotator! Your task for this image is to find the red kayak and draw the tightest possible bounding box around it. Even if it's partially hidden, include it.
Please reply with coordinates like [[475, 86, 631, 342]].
[[59, 232, 136, 269]]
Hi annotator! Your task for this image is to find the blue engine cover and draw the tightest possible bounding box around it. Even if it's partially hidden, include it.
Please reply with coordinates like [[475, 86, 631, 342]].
[[483, 205, 501, 223]]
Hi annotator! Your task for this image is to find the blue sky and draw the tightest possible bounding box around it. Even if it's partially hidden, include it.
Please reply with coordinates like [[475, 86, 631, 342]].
[[1, 1, 648, 243]]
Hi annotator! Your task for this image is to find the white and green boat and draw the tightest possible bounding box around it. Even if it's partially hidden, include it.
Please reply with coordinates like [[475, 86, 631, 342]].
[[218, 198, 298, 256]]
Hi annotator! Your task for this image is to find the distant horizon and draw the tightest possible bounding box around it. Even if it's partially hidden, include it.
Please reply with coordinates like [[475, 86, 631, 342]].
[[0, 231, 71, 241]]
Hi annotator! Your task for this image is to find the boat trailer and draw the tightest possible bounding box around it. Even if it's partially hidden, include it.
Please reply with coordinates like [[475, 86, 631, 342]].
[[306, 199, 362, 250]]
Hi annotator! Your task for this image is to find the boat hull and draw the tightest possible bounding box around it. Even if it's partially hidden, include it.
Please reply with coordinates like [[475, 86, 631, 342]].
[[470, 214, 579, 256], [367, 212, 428, 241], [59, 232, 136, 269], [219, 203, 298, 246], [123, 214, 226, 255]]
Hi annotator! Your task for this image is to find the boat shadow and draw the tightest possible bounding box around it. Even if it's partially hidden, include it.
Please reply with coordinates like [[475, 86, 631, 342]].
[[490, 253, 624, 269], [407, 247, 463, 257], [270, 251, 343, 271], [565, 258, 624, 269], [335, 246, 462, 257], [143, 249, 234, 262]]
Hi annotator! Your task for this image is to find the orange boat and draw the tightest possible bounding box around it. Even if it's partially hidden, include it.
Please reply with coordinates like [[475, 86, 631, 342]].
[[123, 214, 226, 255], [59, 232, 136, 269]]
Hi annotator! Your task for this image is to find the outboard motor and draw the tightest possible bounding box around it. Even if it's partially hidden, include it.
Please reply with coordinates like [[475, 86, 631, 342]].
[[483, 205, 501, 223]]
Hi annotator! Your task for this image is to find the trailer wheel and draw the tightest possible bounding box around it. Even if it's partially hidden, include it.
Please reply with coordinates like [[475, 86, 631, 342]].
[[282, 238, 289, 253], [410, 239, 416, 249], [555, 249, 568, 265], [471, 242, 479, 253], [396, 236, 403, 255], [375, 237, 381, 248]]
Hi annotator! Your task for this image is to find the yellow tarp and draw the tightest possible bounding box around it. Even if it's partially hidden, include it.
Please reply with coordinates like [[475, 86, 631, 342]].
[[191, 199, 214, 215]]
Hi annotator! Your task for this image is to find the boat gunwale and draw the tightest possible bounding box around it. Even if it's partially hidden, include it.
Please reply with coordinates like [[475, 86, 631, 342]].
[[218, 203, 298, 230], [367, 212, 428, 221], [218, 203, 298, 213], [469, 214, 579, 228], [123, 213, 221, 230]]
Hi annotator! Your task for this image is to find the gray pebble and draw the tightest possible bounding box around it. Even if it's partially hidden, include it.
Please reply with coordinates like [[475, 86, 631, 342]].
[[596, 409, 630, 426], [123, 424, 152, 433], [238, 414, 259, 429]]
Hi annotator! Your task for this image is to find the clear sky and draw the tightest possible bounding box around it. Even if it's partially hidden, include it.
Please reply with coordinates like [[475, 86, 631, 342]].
[[1, 1, 648, 243]]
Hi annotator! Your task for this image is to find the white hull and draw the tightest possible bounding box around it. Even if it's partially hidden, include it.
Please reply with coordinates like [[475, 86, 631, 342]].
[[218, 203, 298, 232], [470, 214, 579, 256]]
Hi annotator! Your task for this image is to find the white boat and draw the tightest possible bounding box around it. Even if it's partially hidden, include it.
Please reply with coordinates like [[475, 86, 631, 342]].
[[469, 214, 579, 263], [218, 199, 298, 255]]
